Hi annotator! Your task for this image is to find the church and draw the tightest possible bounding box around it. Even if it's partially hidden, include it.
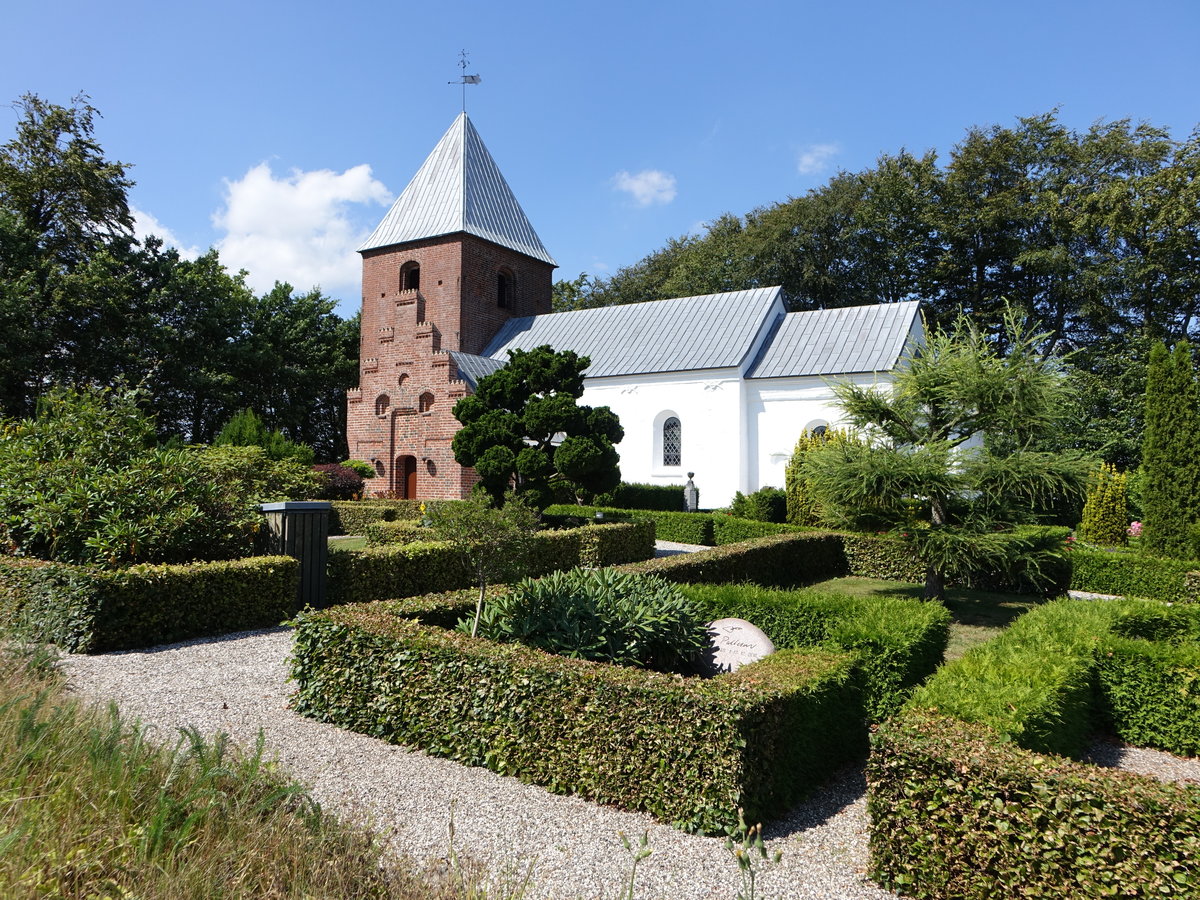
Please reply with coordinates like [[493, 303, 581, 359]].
[[347, 113, 924, 507]]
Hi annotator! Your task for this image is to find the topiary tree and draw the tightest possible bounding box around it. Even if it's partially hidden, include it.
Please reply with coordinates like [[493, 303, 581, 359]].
[[1077, 462, 1129, 547], [451, 346, 623, 508], [1140, 341, 1200, 557], [803, 306, 1092, 600], [784, 428, 856, 525]]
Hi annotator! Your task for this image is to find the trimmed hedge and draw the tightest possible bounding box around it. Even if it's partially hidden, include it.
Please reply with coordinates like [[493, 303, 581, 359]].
[[290, 599, 865, 834], [711, 516, 802, 545], [595, 482, 685, 511], [0, 555, 299, 653], [620, 532, 848, 589], [328, 522, 657, 605], [869, 709, 1200, 899], [365, 520, 436, 545], [842, 533, 925, 583], [328, 499, 424, 536], [545, 504, 717, 545], [1071, 546, 1200, 601], [869, 598, 1200, 897], [679, 583, 950, 721]]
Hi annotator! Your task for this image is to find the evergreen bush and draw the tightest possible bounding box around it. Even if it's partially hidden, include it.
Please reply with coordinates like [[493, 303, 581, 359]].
[[784, 428, 839, 525], [1140, 341, 1200, 557], [728, 487, 788, 523], [1078, 462, 1129, 546]]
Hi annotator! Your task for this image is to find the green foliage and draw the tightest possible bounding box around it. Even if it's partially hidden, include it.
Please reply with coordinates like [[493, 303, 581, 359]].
[[1141, 341, 1200, 557], [451, 346, 622, 508], [545, 504, 716, 544], [711, 516, 801, 545], [471, 568, 708, 671], [594, 482, 685, 511], [1077, 462, 1129, 546], [621, 532, 848, 589], [784, 428, 850, 525], [0, 555, 299, 653], [1097, 634, 1200, 756], [680, 583, 950, 721], [804, 306, 1091, 599], [290, 599, 865, 834], [841, 533, 926, 583], [576, 520, 657, 567], [364, 520, 437, 546], [0, 385, 292, 565], [1070, 546, 1200, 602], [327, 499, 424, 536], [340, 459, 376, 479], [868, 710, 1200, 900], [728, 487, 787, 523], [215, 407, 315, 466]]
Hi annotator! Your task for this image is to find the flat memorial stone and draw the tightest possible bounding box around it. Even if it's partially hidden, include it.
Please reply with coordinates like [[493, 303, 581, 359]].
[[697, 618, 775, 676]]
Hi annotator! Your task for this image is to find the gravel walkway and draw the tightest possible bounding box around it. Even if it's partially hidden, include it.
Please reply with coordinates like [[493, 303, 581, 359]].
[[61, 628, 896, 900]]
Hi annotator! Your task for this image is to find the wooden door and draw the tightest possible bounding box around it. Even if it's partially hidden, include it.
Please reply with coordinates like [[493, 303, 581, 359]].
[[396, 455, 417, 498]]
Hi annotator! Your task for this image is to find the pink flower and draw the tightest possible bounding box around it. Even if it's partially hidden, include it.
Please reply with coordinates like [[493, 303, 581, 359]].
[[1128, 521, 1143, 537]]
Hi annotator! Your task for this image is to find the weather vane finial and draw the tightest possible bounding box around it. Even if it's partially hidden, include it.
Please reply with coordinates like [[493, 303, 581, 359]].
[[448, 49, 481, 113]]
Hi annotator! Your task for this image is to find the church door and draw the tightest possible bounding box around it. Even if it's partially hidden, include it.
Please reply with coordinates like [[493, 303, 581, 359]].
[[395, 455, 417, 498]]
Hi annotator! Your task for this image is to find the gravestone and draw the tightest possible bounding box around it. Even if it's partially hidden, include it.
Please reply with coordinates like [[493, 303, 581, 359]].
[[697, 618, 775, 676]]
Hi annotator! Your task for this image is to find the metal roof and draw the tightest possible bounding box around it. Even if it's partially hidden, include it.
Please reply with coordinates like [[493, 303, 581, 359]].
[[447, 351, 506, 389], [483, 287, 785, 377], [745, 300, 922, 378], [359, 113, 556, 265]]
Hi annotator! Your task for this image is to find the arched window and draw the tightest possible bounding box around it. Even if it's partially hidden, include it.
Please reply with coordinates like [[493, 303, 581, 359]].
[[803, 419, 829, 438], [397, 373, 409, 391], [373, 459, 385, 478], [400, 262, 420, 291], [374, 394, 390, 416], [497, 269, 513, 309], [418, 392, 435, 413], [662, 417, 681, 467]]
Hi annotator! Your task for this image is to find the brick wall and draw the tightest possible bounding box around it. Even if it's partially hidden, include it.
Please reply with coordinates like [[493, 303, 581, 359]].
[[348, 232, 554, 498]]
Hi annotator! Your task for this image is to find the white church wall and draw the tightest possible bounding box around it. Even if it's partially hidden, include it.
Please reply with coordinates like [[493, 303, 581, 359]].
[[747, 372, 896, 491], [580, 369, 745, 508]]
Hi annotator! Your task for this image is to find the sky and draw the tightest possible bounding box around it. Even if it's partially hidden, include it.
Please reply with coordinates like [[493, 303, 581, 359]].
[[3, 0, 1198, 319]]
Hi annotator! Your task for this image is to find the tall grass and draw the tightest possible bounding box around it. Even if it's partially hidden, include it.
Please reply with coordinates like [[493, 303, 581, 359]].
[[0, 642, 494, 899]]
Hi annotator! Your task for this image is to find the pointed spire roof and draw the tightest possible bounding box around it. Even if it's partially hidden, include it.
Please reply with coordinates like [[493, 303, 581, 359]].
[[359, 113, 556, 265]]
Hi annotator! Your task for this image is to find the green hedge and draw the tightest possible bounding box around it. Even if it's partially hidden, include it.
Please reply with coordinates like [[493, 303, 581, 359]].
[[869, 598, 1200, 897], [868, 709, 1200, 899], [595, 482, 685, 511], [620, 532, 848, 589], [364, 520, 437, 545], [328, 523, 657, 605], [1071, 546, 1200, 601], [679, 583, 950, 721], [290, 599, 865, 834], [711, 516, 802, 545], [545, 505, 715, 545], [328, 499, 426, 535], [0, 555, 299, 653], [842, 533, 925, 583]]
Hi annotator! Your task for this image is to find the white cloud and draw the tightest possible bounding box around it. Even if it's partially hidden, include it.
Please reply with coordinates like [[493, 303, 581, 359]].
[[132, 207, 202, 260], [612, 169, 677, 207], [213, 162, 392, 295], [796, 143, 839, 176]]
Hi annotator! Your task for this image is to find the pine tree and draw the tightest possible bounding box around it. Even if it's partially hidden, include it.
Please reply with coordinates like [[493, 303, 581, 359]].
[[1078, 462, 1128, 546], [1140, 341, 1200, 557]]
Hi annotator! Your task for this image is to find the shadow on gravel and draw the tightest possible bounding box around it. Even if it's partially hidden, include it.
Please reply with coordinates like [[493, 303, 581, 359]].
[[90, 625, 293, 657], [762, 761, 869, 841]]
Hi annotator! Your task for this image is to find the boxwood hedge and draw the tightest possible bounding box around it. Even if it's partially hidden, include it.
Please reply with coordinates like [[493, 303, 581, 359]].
[[290, 597, 865, 834], [679, 583, 950, 721], [0, 555, 299, 653], [619, 532, 848, 588], [328, 499, 424, 536]]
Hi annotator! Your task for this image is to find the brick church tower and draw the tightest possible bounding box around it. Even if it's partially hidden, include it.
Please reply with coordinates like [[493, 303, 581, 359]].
[[347, 113, 556, 498]]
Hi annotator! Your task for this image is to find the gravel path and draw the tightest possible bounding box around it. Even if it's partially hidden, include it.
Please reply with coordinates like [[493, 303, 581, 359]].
[[61, 627, 896, 900]]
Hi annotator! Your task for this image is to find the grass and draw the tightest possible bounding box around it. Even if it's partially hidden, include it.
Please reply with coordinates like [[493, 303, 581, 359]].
[[0, 641, 502, 900], [329, 534, 368, 552], [799, 577, 1042, 661]]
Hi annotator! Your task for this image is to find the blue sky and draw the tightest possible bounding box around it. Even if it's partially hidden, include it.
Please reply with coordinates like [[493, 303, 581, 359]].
[[4, 0, 1198, 318]]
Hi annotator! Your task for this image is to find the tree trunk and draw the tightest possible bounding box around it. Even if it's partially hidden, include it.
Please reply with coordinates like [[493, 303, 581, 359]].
[[923, 564, 945, 602]]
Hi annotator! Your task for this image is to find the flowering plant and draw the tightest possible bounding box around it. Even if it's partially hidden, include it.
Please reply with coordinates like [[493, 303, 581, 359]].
[[1128, 521, 1143, 537]]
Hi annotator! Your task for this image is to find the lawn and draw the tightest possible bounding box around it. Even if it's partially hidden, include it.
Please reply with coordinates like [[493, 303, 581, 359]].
[[799, 577, 1042, 661]]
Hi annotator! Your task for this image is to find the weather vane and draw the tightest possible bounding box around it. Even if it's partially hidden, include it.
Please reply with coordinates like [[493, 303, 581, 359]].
[[448, 49, 481, 113]]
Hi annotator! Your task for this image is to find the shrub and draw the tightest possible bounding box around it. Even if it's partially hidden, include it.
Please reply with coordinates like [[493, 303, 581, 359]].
[[214, 407, 315, 466], [328, 500, 424, 536], [1077, 462, 1129, 546], [711, 517, 801, 545], [869, 710, 1200, 899], [728, 487, 787, 523], [312, 464, 364, 500], [339, 458, 376, 479], [595, 482, 684, 511], [291, 600, 865, 834], [785, 428, 844, 526], [544, 504, 715, 545], [578, 520, 657, 566], [1096, 633, 1200, 757], [364, 520, 435, 546], [841, 533, 925, 583], [472, 568, 708, 671], [0, 386, 311, 566], [0, 555, 299, 653], [1070, 546, 1200, 601], [680, 583, 950, 721], [621, 532, 848, 589]]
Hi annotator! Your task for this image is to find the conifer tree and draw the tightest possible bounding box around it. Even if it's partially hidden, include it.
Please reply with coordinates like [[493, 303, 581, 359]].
[[1078, 462, 1128, 546], [1140, 341, 1200, 557]]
